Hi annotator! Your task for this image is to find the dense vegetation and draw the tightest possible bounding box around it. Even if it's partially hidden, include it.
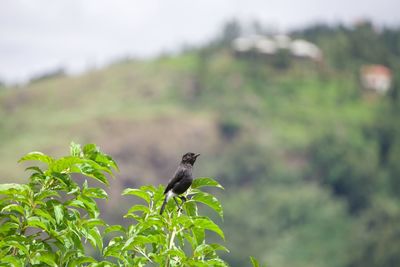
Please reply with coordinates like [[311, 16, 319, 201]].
[[1, 20, 400, 266], [1, 143, 260, 266]]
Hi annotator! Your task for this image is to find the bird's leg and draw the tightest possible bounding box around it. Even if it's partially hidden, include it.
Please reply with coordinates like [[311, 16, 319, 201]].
[[173, 196, 186, 212], [177, 196, 187, 212], [173, 197, 181, 212], [173, 197, 180, 207]]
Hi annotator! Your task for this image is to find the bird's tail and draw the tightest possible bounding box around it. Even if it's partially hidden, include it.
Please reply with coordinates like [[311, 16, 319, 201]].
[[160, 195, 168, 215]]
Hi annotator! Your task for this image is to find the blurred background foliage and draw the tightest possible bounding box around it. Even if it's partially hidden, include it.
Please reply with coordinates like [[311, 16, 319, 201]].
[[1, 20, 400, 266]]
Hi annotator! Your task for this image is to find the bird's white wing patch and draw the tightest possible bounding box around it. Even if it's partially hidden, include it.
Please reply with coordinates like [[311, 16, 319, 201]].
[[166, 190, 177, 201]]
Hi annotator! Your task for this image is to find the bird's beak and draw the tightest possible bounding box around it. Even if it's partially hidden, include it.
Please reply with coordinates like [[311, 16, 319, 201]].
[[195, 153, 200, 158]]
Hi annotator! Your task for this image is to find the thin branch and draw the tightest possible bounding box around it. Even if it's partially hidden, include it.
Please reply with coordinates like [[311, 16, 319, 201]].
[[166, 208, 183, 267]]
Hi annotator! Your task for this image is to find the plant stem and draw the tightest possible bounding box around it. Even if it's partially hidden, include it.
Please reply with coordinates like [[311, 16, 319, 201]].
[[166, 208, 182, 267]]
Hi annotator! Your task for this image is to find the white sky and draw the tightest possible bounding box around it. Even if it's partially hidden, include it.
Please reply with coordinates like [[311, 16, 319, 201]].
[[1, 0, 399, 84]]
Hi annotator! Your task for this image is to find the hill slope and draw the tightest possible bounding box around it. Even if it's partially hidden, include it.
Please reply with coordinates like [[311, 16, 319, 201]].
[[1, 23, 400, 266]]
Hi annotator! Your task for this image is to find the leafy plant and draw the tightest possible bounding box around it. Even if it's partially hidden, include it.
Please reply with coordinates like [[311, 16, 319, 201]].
[[0, 143, 117, 266], [0, 142, 264, 266]]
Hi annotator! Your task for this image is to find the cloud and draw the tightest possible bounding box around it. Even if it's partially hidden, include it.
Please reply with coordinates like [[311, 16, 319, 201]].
[[0, 0, 399, 83]]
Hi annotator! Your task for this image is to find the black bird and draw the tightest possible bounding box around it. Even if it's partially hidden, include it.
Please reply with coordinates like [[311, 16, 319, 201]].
[[160, 152, 200, 215]]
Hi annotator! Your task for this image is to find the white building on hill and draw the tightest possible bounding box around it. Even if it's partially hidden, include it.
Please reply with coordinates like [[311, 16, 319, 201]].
[[360, 65, 392, 94], [232, 35, 322, 62]]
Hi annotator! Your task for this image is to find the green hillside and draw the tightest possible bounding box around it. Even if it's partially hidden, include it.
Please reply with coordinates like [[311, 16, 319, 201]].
[[1, 21, 400, 266]]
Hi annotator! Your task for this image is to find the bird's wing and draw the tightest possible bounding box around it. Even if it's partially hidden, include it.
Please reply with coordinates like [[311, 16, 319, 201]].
[[164, 167, 185, 194]]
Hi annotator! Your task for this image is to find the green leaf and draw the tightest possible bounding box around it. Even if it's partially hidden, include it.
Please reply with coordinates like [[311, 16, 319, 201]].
[[67, 186, 80, 195], [87, 227, 103, 251], [53, 203, 64, 225], [186, 260, 209, 267], [66, 199, 86, 209], [0, 222, 19, 234], [184, 200, 198, 217], [28, 173, 46, 184], [2, 236, 30, 255], [25, 166, 44, 174], [88, 260, 119, 267], [204, 258, 229, 267], [33, 209, 56, 225], [192, 191, 223, 217], [175, 215, 194, 228], [70, 142, 82, 157], [27, 216, 48, 230], [166, 247, 186, 259], [192, 227, 205, 246], [52, 172, 77, 191], [191, 177, 224, 190], [95, 154, 119, 171], [122, 235, 136, 250], [139, 185, 157, 194], [210, 243, 229, 252], [193, 244, 215, 258], [77, 195, 100, 218], [84, 187, 108, 199], [104, 225, 125, 234], [34, 190, 60, 201], [71, 256, 97, 265], [0, 183, 30, 195], [82, 218, 106, 228], [50, 157, 110, 185], [132, 234, 159, 246], [78, 164, 109, 185], [103, 236, 125, 259], [126, 204, 150, 217], [83, 144, 119, 171], [1, 204, 25, 215], [122, 188, 151, 203], [0, 255, 24, 266], [34, 253, 57, 267], [194, 217, 224, 240], [250, 256, 261, 267], [182, 231, 196, 249], [18, 151, 53, 165], [141, 216, 164, 228], [68, 224, 84, 250], [2, 214, 20, 224], [50, 156, 84, 173], [83, 143, 98, 156]]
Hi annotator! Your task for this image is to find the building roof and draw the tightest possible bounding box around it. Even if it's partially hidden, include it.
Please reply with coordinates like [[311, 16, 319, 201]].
[[361, 65, 392, 77], [232, 35, 322, 60]]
